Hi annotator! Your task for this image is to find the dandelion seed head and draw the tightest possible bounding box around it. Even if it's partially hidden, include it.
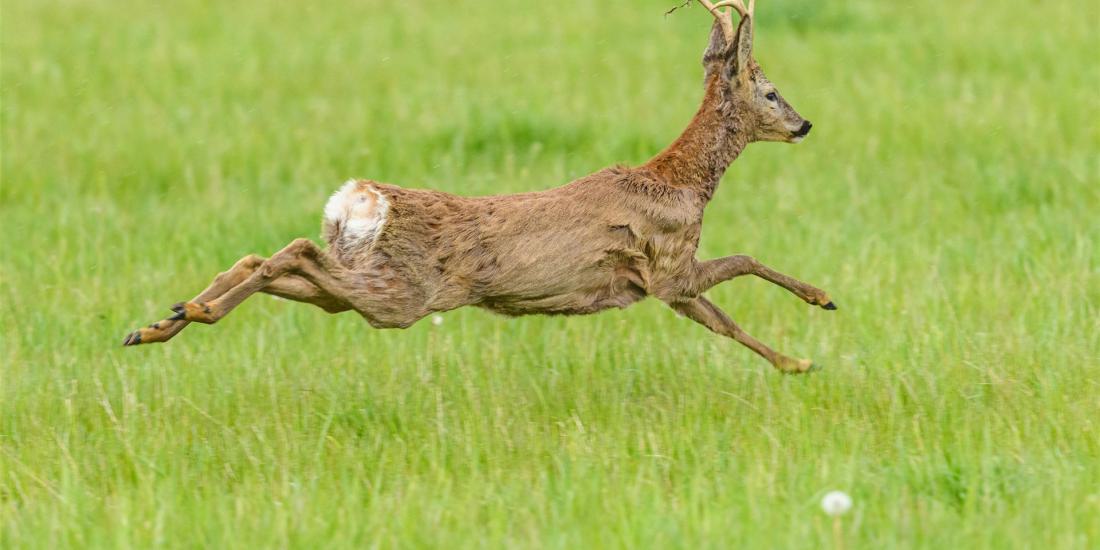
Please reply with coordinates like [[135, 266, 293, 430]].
[[821, 490, 852, 516], [431, 315, 444, 326]]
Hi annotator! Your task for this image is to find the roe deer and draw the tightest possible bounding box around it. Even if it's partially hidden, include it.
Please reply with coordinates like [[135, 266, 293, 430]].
[[123, 0, 835, 373]]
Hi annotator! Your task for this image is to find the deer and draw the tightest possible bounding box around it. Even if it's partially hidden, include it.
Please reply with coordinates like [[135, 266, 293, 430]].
[[122, 0, 836, 374]]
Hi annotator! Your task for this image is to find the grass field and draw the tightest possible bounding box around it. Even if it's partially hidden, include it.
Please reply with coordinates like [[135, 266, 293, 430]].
[[2, 0, 1099, 547]]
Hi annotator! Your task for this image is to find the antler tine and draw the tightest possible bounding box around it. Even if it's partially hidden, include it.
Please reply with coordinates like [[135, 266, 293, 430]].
[[711, 0, 749, 19], [696, 0, 736, 43], [696, 0, 721, 12]]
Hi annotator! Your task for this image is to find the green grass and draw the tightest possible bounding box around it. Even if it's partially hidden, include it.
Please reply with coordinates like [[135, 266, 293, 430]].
[[2, 0, 1099, 547]]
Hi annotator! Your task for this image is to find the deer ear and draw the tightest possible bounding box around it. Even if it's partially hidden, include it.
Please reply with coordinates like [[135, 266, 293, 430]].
[[702, 20, 731, 69], [731, 14, 753, 79]]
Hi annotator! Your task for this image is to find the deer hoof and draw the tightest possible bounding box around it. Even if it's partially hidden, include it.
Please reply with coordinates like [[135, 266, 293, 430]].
[[122, 330, 142, 346], [822, 301, 837, 310], [777, 357, 817, 374], [122, 321, 177, 346], [784, 361, 821, 374]]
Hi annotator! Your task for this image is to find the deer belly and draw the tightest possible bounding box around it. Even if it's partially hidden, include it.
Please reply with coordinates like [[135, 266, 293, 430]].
[[477, 266, 648, 317]]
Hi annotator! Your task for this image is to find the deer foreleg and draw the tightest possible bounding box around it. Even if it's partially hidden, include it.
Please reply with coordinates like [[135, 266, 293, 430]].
[[669, 296, 817, 373], [691, 255, 836, 310]]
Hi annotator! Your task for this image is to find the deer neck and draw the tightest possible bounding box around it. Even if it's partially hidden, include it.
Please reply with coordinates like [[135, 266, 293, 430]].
[[643, 77, 750, 201]]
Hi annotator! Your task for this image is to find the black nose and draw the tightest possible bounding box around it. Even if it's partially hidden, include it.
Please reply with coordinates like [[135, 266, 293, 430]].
[[795, 120, 813, 137]]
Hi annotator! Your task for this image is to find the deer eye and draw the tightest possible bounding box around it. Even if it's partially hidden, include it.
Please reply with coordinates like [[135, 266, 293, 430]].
[[765, 92, 778, 102]]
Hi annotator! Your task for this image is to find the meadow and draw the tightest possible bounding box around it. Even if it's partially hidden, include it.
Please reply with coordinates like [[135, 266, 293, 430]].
[[2, 0, 1098, 547]]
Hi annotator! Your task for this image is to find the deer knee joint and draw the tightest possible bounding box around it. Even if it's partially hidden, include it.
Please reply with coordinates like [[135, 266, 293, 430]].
[[287, 238, 316, 257], [258, 257, 295, 279], [259, 240, 317, 278], [732, 254, 759, 270], [241, 254, 265, 270]]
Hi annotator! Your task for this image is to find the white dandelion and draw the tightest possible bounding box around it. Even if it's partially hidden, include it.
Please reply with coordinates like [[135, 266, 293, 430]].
[[822, 490, 852, 550], [821, 490, 852, 516], [431, 315, 444, 326]]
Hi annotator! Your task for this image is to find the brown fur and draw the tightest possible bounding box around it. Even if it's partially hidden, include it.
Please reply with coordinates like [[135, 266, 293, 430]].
[[123, 7, 835, 373]]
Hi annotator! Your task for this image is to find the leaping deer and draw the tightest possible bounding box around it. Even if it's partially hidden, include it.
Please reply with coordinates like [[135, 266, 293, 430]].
[[123, 1, 836, 373]]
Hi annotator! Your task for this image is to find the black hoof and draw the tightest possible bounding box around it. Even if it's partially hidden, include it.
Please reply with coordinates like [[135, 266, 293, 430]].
[[122, 331, 141, 346], [823, 301, 837, 310]]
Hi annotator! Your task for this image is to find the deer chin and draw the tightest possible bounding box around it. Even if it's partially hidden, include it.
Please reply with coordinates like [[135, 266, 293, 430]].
[[788, 128, 811, 143]]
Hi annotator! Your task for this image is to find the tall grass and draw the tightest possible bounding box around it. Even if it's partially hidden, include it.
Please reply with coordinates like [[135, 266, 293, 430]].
[[2, 0, 1098, 547]]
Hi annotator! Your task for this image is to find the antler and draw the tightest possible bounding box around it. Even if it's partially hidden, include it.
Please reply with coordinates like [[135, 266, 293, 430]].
[[696, 0, 754, 44]]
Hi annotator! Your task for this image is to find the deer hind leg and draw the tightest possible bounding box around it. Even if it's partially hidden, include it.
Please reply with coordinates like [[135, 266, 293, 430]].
[[262, 274, 349, 313], [122, 244, 349, 346], [123, 254, 265, 346], [164, 238, 350, 325], [669, 296, 817, 374], [692, 255, 836, 310]]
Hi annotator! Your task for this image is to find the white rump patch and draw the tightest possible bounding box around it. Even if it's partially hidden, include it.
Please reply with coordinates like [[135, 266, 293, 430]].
[[324, 179, 390, 245]]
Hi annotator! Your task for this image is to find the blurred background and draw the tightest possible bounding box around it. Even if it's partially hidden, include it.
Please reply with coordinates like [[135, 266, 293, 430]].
[[2, 0, 1098, 547]]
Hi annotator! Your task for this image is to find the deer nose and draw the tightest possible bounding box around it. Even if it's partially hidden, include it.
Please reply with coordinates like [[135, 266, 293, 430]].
[[796, 120, 813, 137]]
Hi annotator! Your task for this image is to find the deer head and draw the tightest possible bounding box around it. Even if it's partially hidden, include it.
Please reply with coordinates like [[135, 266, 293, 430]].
[[698, 0, 811, 143]]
